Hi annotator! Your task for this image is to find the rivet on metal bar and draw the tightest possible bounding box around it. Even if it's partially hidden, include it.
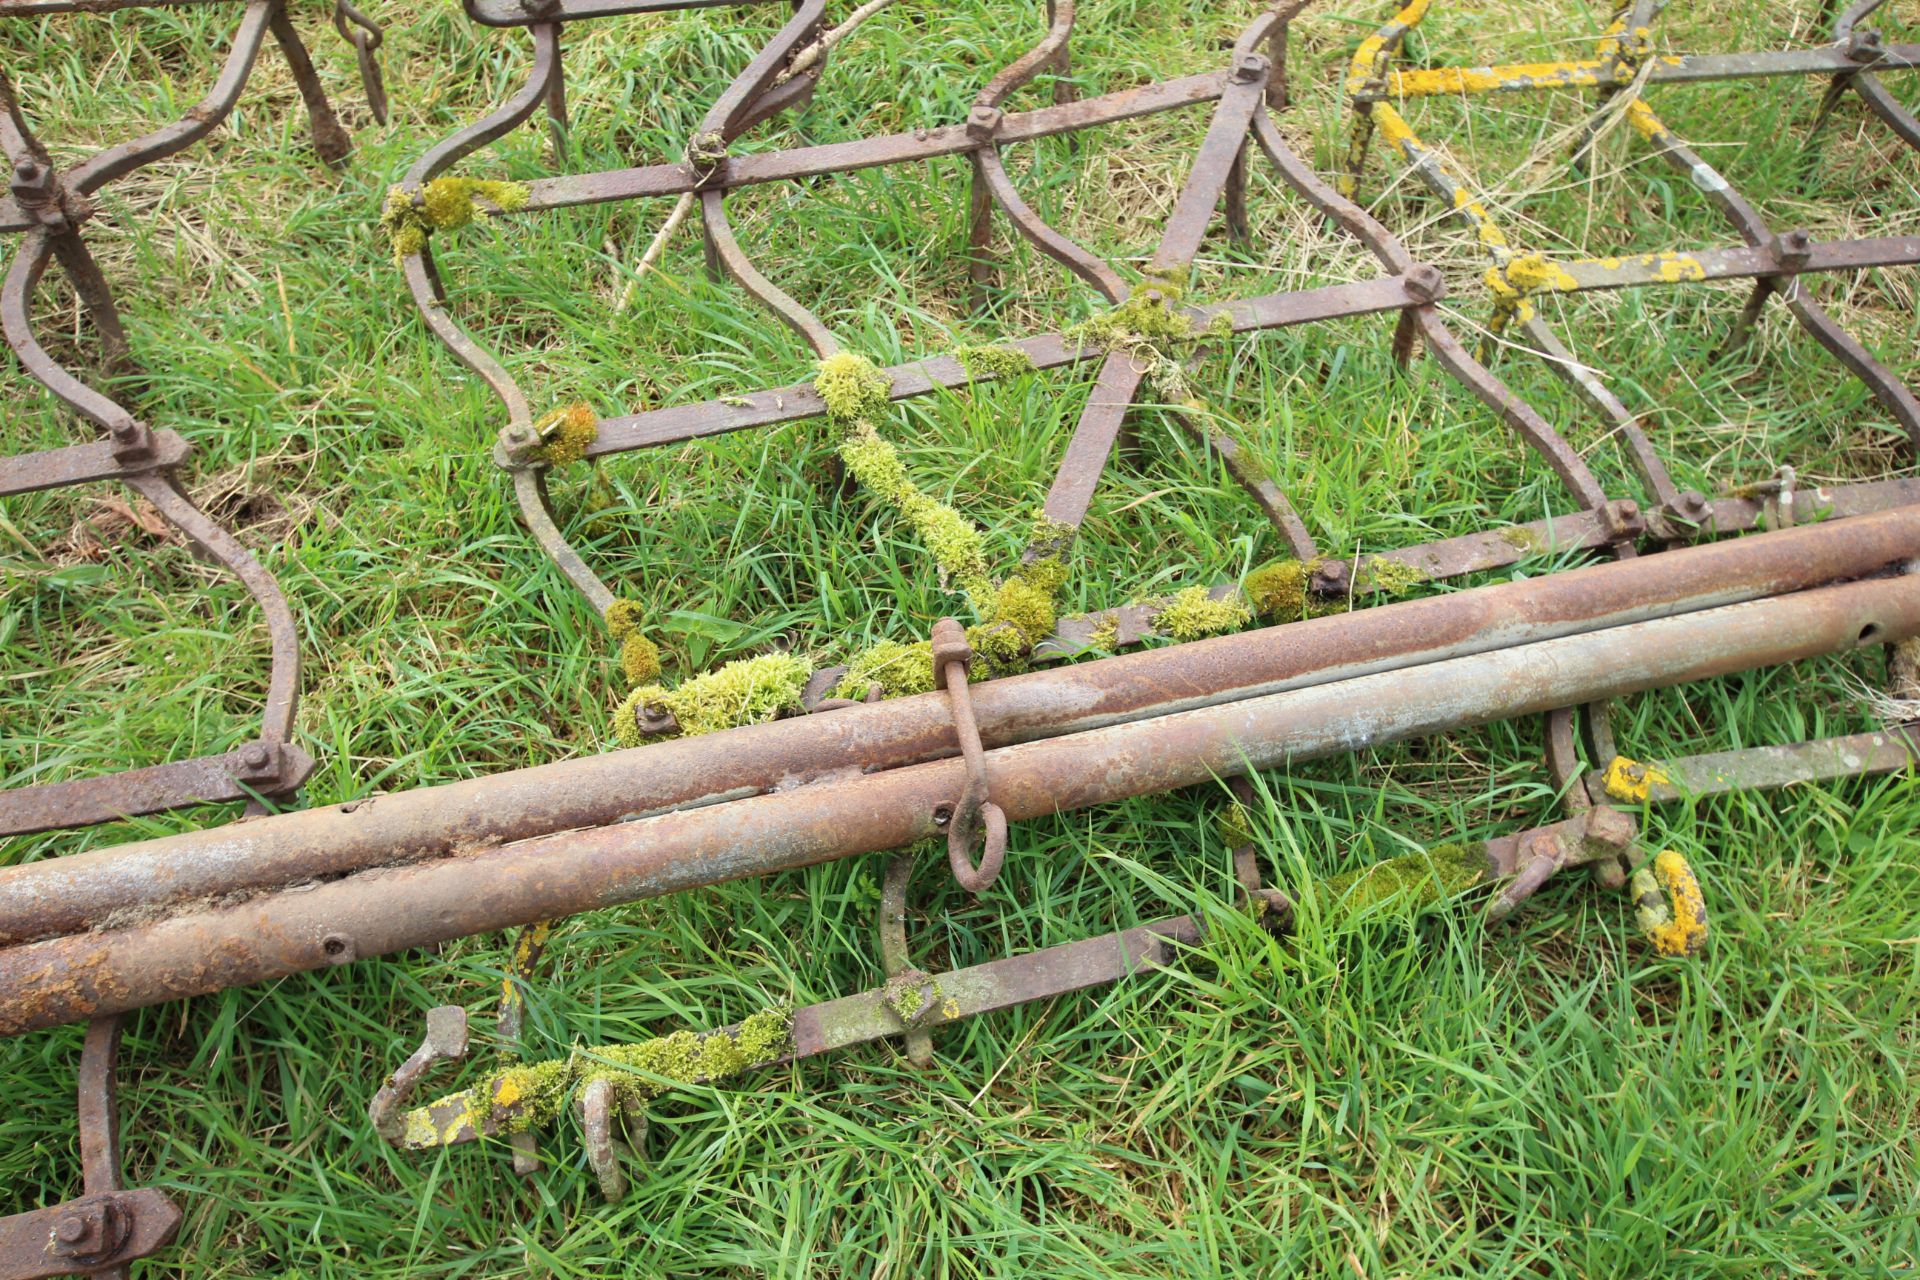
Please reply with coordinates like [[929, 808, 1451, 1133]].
[[930, 617, 1007, 893]]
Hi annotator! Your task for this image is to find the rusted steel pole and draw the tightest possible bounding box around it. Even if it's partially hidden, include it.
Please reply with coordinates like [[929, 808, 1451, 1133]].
[[0, 571, 1914, 1036], [5, 507, 1920, 947]]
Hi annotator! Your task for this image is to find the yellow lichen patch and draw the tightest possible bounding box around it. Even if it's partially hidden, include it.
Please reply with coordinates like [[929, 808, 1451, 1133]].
[[380, 177, 530, 264], [1650, 253, 1706, 284], [1154, 586, 1252, 642], [1601, 755, 1671, 803], [1632, 850, 1709, 958], [1504, 253, 1579, 294], [1389, 60, 1608, 99], [1370, 102, 1421, 155], [530, 402, 598, 466], [613, 652, 812, 747], [1623, 99, 1670, 142]]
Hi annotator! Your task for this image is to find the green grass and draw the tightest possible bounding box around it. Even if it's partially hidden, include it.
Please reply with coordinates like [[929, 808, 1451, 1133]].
[[2, 0, 1918, 1274]]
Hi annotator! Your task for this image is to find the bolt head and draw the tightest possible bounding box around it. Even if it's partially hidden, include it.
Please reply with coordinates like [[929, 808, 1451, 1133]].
[[54, 1214, 90, 1244], [1847, 26, 1884, 60], [240, 743, 270, 768], [1404, 263, 1445, 303], [1233, 52, 1270, 84], [108, 420, 138, 441], [965, 106, 1003, 140]]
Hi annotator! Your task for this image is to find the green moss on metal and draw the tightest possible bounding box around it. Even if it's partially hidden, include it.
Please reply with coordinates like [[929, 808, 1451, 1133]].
[[530, 403, 598, 467], [1359, 557, 1424, 596], [380, 176, 529, 264], [1244, 557, 1330, 620], [833, 639, 939, 700], [1215, 802, 1257, 849], [1154, 586, 1252, 642], [1318, 842, 1489, 920], [954, 344, 1037, 381], [613, 652, 811, 747]]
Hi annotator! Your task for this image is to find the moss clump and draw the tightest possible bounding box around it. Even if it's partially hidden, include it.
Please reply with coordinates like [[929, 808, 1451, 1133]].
[[530, 402, 597, 466], [380, 177, 529, 264], [404, 1007, 794, 1146], [582, 1005, 793, 1102], [1085, 618, 1120, 651], [613, 651, 812, 747], [953, 344, 1036, 381], [833, 639, 938, 701], [1065, 283, 1210, 402], [1499, 525, 1545, 555], [604, 599, 646, 640], [1244, 557, 1327, 620], [1360, 557, 1425, 596], [1318, 842, 1489, 921], [1155, 586, 1252, 642], [835, 416, 994, 602], [1215, 802, 1257, 849], [618, 632, 662, 686], [816, 351, 893, 424]]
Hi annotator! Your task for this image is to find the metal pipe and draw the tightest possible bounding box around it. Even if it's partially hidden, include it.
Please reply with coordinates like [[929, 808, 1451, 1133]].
[[1, 571, 1914, 1036], [4, 507, 1919, 946]]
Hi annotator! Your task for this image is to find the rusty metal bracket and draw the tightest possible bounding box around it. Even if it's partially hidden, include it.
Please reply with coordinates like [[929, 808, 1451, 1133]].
[[930, 617, 1007, 894]]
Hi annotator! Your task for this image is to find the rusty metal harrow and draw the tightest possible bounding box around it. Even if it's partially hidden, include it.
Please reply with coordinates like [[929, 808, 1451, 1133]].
[[0, 0, 1915, 1271], [0, 1, 383, 1273]]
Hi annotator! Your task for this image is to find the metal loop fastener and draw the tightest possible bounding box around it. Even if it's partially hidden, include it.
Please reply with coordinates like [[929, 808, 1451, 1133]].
[[931, 617, 1007, 893], [332, 0, 389, 124]]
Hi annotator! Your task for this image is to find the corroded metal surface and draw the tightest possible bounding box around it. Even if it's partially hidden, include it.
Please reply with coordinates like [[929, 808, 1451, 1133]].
[[3, 571, 1917, 1036], [0, 0, 386, 837]]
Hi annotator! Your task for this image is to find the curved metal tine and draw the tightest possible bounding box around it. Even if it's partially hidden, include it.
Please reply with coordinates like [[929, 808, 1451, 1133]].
[[968, 0, 1126, 303], [1248, 105, 1614, 519], [1511, 313, 1681, 510], [575, 1077, 647, 1202], [699, 189, 839, 357], [405, 24, 563, 188], [1634, 115, 1920, 451], [369, 1006, 471, 1142], [1809, 0, 1920, 158], [333, 0, 390, 125], [2, 231, 137, 431], [267, 3, 352, 167], [397, 24, 564, 432], [123, 473, 303, 751], [877, 852, 932, 1066], [66, 0, 277, 197], [695, 0, 831, 143], [515, 467, 616, 608], [970, 140, 1126, 304]]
